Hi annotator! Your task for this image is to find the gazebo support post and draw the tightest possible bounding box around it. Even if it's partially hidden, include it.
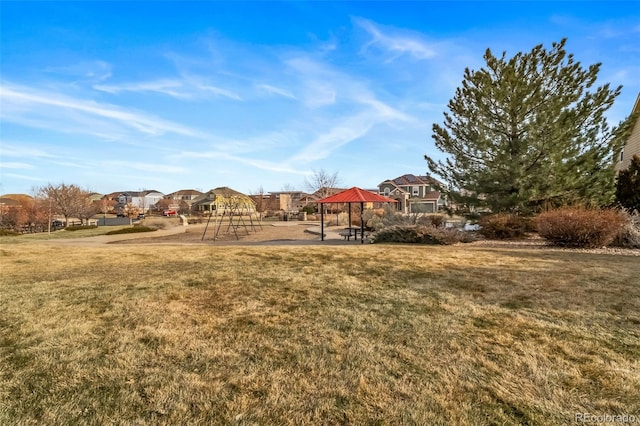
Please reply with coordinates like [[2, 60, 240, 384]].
[[360, 202, 364, 244], [348, 203, 352, 229], [320, 202, 324, 241]]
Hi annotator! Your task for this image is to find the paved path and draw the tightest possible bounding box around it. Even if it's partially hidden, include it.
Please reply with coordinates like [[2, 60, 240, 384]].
[[39, 222, 372, 247], [41, 226, 188, 247]]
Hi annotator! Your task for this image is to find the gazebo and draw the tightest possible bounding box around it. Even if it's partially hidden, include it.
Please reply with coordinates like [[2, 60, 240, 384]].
[[316, 187, 398, 244]]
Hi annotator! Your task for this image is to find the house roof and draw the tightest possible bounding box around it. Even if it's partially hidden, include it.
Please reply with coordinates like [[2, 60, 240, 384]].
[[380, 173, 443, 188], [166, 189, 203, 197], [422, 191, 441, 201], [316, 187, 398, 204], [0, 194, 32, 203], [192, 187, 255, 206], [0, 197, 21, 207]]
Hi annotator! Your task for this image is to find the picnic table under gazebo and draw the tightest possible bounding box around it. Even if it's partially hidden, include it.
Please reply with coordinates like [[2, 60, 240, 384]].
[[315, 187, 397, 244]]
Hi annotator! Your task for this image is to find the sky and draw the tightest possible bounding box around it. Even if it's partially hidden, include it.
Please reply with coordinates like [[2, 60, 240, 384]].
[[1, 1, 639, 197]]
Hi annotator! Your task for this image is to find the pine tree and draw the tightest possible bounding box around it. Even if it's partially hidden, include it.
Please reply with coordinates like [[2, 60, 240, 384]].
[[616, 155, 640, 213], [425, 38, 633, 214]]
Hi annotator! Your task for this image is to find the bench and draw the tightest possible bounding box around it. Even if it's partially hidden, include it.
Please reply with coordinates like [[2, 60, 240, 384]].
[[339, 230, 352, 240]]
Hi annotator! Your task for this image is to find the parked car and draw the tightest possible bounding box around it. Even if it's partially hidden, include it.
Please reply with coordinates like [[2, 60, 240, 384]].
[[137, 213, 145, 220], [163, 210, 177, 217], [51, 219, 66, 229]]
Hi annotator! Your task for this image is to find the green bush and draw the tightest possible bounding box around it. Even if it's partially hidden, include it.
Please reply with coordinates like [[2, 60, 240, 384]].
[[301, 205, 316, 215], [478, 213, 530, 240], [66, 225, 98, 231], [372, 225, 476, 245], [535, 207, 627, 248], [105, 226, 157, 235]]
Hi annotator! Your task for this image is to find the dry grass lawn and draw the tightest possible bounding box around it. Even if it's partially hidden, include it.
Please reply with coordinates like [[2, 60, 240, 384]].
[[1, 242, 639, 425]]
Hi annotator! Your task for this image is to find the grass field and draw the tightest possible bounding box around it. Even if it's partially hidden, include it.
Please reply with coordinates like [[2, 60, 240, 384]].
[[0, 225, 132, 244], [1, 242, 639, 425]]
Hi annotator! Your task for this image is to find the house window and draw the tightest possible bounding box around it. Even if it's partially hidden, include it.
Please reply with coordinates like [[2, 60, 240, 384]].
[[384, 187, 390, 197], [412, 187, 419, 196]]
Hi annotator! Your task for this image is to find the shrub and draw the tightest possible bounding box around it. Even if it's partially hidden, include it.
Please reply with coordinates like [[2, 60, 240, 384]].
[[615, 155, 640, 213], [535, 207, 627, 248], [428, 214, 445, 228], [372, 225, 477, 245], [478, 213, 530, 240], [611, 221, 640, 249], [0, 229, 19, 236], [105, 226, 157, 235], [301, 205, 316, 215], [612, 225, 640, 249], [324, 212, 350, 226]]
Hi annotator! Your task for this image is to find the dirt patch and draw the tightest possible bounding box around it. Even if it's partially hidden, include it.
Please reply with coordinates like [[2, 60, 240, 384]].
[[112, 222, 323, 245]]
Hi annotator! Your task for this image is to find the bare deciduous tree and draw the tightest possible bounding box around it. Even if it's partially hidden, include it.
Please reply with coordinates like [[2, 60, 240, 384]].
[[304, 169, 341, 199], [77, 196, 97, 225], [123, 202, 140, 218], [250, 186, 267, 216], [38, 183, 90, 225], [97, 196, 116, 217]]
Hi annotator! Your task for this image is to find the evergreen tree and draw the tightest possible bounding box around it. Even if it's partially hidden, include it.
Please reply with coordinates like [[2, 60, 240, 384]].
[[425, 38, 633, 214], [616, 155, 640, 213]]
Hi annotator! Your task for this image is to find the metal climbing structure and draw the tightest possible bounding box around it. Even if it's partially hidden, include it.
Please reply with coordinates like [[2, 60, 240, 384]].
[[199, 187, 261, 241]]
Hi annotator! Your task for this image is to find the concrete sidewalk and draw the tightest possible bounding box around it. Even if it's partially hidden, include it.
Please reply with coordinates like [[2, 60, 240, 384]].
[[41, 225, 187, 246]]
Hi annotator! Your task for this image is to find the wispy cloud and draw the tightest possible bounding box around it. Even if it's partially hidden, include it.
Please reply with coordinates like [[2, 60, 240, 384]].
[[196, 82, 242, 100], [284, 57, 339, 108], [354, 17, 436, 61], [44, 60, 113, 83], [94, 77, 242, 101], [1, 82, 206, 139], [104, 160, 188, 174], [357, 96, 414, 123], [3, 172, 46, 182], [255, 83, 297, 99], [1, 142, 56, 159], [289, 113, 375, 163], [51, 160, 92, 169], [0, 162, 34, 169], [304, 81, 337, 108], [288, 97, 415, 164], [180, 150, 308, 175], [94, 79, 188, 98]]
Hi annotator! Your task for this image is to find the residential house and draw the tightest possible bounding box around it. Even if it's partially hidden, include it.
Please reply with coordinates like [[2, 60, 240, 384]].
[[0, 196, 21, 220], [615, 92, 640, 173], [248, 193, 273, 213], [268, 190, 313, 212], [191, 187, 256, 214], [164, 189, 203, 213], [87, 192, 104, 202], [112, 190, 165, 214], [378, 174, 445, 213]]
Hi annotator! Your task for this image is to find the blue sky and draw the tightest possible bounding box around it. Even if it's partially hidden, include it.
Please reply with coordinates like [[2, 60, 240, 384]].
[[1, 1, 639, 196]]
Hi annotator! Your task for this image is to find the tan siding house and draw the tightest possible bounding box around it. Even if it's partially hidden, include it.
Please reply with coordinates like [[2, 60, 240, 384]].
[[616, 93, 640, 172]]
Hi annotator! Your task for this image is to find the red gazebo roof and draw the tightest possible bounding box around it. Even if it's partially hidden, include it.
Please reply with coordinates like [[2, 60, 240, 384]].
[[316, 187, 398, 204]]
